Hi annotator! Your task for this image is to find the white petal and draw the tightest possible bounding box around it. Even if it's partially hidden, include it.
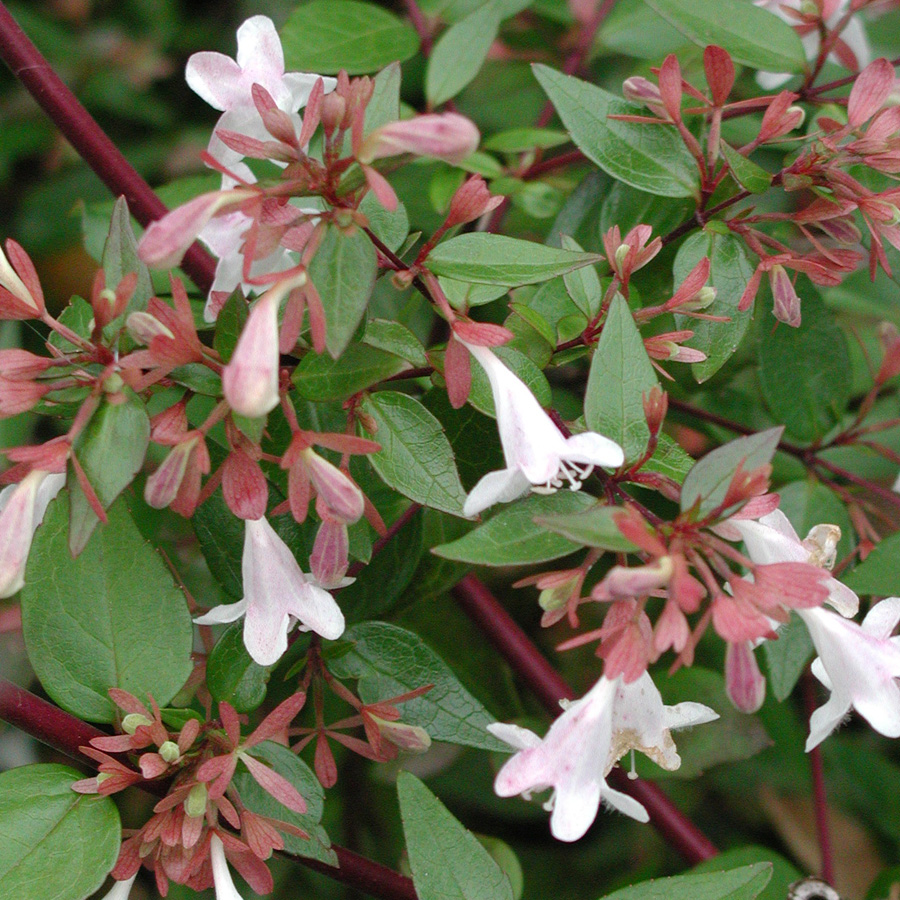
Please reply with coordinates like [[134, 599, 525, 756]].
[[243, 602, 291, 667], [285, 583, 345, 641], [235, 16, 285, 84], [601, 785, 650, 823], [862, 596, 900, 639], [562, 432, 624, 468], [806, 691, 851, 751], [283, 72, 337, 112], [463, 467, 530, 517], [487, 722, 542, 751], [185, 52, 245, 111], [550, 779, 602, 842], [194, 599, 248, 626], [733, 510, 806, 565], [210, 834, 246, 900], [825, 577, 859, 618], [100, 874, 137, 900], [663, 701, 719, 730]]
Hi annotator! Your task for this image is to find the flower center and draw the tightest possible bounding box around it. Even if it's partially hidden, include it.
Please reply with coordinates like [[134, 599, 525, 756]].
[[532, 460, 594, 494]]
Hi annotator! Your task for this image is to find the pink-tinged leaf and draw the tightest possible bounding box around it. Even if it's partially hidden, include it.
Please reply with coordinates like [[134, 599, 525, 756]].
[[314, 733, 337, 788], [228, 848, 274, 896], [178, 717, 201, 752], [240, 752, 308, 814], [222, 451, 268, 520], [245, 691, 308, 747], [362, 164, 399, 212], [848, 57, 895, 128], [704, 45, 735, 107], [220, 702, 242, 748], [453, 319, 514, 347], [444, 334, 471, 410], [658, 54, 683, 122]]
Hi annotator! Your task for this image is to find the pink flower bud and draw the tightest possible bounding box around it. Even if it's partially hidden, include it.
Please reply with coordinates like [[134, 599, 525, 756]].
[[622, 77, 667, 119], [724, 640, 766, 713], [768, 264, 802, 327], [126, 311, 175, 346], [369, 715, 431, 752], [304, 451, 364, 523], [144, 438, 199, 509], [0, 239, 44, 319], [591, 557, 674, 601], [445, 176, 504, 227], [359, 113, 480, 165], [310, 515, 349, 588]]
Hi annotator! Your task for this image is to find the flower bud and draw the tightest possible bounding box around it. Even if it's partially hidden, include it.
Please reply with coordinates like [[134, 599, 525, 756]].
[[122, 713, 153, 735], [0, 239, 44, 318], [304, 451, 364, 523], [445, 176, 504, 227], [185, 782, 208, 818], [158, 740, 181, 763], [126, 311, 175, 346], [369, 715, 431, 752], [359, 113, 480, 165], [310, 516, 349, 588], [724, 641, 766, 713]]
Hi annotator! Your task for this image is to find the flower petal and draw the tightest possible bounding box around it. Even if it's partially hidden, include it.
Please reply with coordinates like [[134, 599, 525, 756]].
[[463, 467, 530, 517], [195, 599, 249, 625], [286, 582, 345, 641], [562, 432, 625, 468]]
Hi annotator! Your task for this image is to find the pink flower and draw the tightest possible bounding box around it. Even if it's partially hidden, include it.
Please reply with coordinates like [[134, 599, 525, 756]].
[[194, 516, 344, 666], [358, 113, 480, 165], [462, 341, 624, 516], [186, 16, 335, 168], [488, 673, 716, 841]]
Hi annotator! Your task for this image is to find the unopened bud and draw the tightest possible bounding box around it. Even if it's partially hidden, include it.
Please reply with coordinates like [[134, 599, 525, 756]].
[[799, 0, 818, 15], [690, 286, 717, 310], [369, 715, 431, 752], [127, 311, 175, 346], [185, 782, 208, 818], [614, 244, 630, 272], [785, 105, 805, 129], [122, 713, 153, 734], [724, 641, 766, 714], [158, 740, 180, 763], [359, 113, 480, 165], [96, 772, 113, 786]]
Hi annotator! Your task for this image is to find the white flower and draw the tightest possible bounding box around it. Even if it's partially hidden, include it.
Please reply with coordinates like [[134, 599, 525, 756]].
[[462, 342, 624, 517], [99, 874, 137, 900], [194, 516, 344, 666], [798, 600, 900, 751], [488, 672, 717, 842], [0, 470, 65, 598], [754, 0, 870, 90], [729, 509, 859, 617], [210, 834, 245, 900], [186, 16, 335, 169]]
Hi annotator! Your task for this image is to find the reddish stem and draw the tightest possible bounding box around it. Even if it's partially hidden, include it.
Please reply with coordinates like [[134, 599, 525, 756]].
[[803, 672, 835, 885], [0, 680, 418, 900], [0, 3, 216, 295], [451, 574, 719, 863]]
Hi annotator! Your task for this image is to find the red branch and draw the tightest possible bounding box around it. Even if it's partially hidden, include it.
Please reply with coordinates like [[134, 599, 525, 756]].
[[0, 679, 418, 900], [451, 574, 719, 863], [0, 3, 216, 295]]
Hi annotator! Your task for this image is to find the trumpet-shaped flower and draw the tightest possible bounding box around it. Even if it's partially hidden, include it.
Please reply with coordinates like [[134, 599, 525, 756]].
[[729, 509, 859, 617], [99, 874, 137, 900], [186, 16, 334, 168], [798, 599, 900, 751], [210, 835, 245, 900], [194, 516, 344, 666], [488, 672, 717, 841], [462, 342, 624, 517], [0, 470, 65, 598]]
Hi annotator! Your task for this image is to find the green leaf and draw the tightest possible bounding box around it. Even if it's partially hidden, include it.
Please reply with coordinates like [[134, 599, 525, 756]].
[[281, 0, 420, 74], [433, 492, 594, 565], [206, 621, 272, 713], [484, 128, 570, 153], [364, 62, 402, 134], [364, 319, 428, 367], [693, 848, 802, 900], [440, 278, 510, 310], [329, 622, 507, 750], [308, 224, 378, 358], [427, 1, 501, 106], [67, 387, 150, 556], [361, 391, 468, 516], [673, 229, 754, 382], [398, 772, 514, 900], [232, 741, 336, 866], [533, 65, 699, 199], [360, 191, 409, 252], [213, 292, 248, 363], [294, 343, 409, 401], [844, 531, 900, 595], [680, 427, 783, 518], [585, 293, 658, 462], [643, 431, 695, 484], [22, 495, 193, 722], [762, 613, 814, 702], [427, 233, 603, 287], [758, 294, 851, 443], [102, 196, 152, 319], [720, 143, 773, 195], [0, 764, 121, 900], [598, 863, 772, 900], [643, 0, 806, 74], [561, 235, 602, 319], [535, 501, 639, 552]]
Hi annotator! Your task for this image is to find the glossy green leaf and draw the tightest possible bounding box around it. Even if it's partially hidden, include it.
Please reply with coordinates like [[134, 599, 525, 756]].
[[0, 764, 120, 900], [361, 391, 468, 516], [22, 496, 193, 722], [440, 278, 510, 310], [844, 531, 900, 595], [206, 621, 272, 713], [308, 224, 378, 358], [294, 343, 409, 401], [673, 229, 754, 382], [643, 0, 806, 74], [758, 295, 851, 443], [585, 293, 658, 462], [433, 492, 594, 564], [364, 319, 428, 367], [329, 622, 507, 750], [360, 190, 409, 252], [281, 1, 419, 74], [67, 387, 150, 555], [364, 62, 402, 134], [427, 1, 501, 106], [535, 501, 639, 552], [720, 143, 773, 195], [643, 432, 695, 484], [533, 65, 699, 198], [680, 427, 783, 518], [599, 863, 772, 900], [398, 772, 514, 900], [427, 233, 603, 287], [562, 235, 602, 319], [232, 741, 336, 865]]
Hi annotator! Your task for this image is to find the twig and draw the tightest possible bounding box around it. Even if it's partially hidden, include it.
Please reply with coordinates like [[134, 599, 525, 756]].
[[803, 672, 835, 886], [0, 3, 217, 295], [451, 574, 719, 863]]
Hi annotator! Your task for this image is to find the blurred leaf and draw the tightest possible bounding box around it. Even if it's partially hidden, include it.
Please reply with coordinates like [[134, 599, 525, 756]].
[[329, 622, 508, 750], [434, 491, 594, 564], [533, 65, 699, 198], [693, 850, 800, 900], [844, 531, 900, 596], [206, 621, 272, 713], [0, 764, 120, 900], [362, 391, 468, 516], [22, 496, 193, 723], [102, 196, 153, 318], [213, 293, 248, 364], [484, 128, 569, 153], [762, 614, 814, 703], [281, 0, 419, 74], [585, 293, 658, 462], [398, 772, 514, 900]]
